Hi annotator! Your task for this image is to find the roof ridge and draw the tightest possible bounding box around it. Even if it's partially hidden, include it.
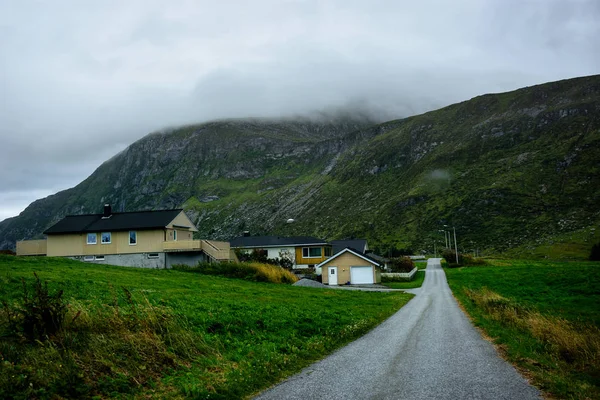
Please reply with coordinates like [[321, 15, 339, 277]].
[[62, 208, 183, 218]]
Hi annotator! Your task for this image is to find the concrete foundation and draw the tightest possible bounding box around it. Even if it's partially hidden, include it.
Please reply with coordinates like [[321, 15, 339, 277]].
[[165, 252, 208, 268]]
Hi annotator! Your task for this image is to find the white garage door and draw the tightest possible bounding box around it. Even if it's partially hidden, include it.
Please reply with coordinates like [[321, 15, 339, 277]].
[[351, 266, 374, 284]]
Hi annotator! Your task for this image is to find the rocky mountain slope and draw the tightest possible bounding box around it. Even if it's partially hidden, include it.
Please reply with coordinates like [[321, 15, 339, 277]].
[[2, 75, 599, 258]]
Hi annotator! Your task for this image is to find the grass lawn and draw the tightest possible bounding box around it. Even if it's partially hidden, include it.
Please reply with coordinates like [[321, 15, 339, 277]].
[[415, 261, 428, 270], [0, 255, 412, 399], [381, 270, 426, 289], [445, 259, 600, 400]]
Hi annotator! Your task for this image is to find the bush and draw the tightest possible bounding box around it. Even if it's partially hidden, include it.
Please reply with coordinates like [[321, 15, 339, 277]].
[[388, 257, 415, 273], [442, 250, 486, 267], [174, 261, 299, 284], [590, 242, 600, 261]]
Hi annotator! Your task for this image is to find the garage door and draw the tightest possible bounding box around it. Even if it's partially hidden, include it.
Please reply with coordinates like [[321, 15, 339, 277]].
[[351, 266, 374, 284]]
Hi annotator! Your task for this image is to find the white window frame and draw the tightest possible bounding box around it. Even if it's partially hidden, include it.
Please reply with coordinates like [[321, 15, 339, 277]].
[[147, 253, 159, 259], [94, 255, 105, 261], [302, 247, 322, 258], [101, 232, 111, 244], [87, 233, 97, 245], [129, 231, 137, 246], [83, 255, 95, 262], [173, 230, 177, 241]]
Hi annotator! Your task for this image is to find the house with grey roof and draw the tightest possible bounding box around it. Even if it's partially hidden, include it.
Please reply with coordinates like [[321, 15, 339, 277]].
[[230, 235, 332, 269]]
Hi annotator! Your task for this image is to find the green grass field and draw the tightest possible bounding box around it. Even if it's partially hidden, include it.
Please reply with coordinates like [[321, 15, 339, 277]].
[[445, 260, 600, 399], [0, 255, 412, 399]]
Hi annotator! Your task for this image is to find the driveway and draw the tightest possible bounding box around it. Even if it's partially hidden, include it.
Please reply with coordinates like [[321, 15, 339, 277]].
[[255, 258, 541, 400]]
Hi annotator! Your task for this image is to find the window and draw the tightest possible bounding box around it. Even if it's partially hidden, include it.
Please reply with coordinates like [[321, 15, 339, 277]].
[[83, 255, 94, 262], [147, 253, 159, 259], [302, 247, 322, 258], [324, 247, 332, 257], [94, 255, 105, 261], [101, 232, 111, 244], [173, 230, 177, 241], [87, 233, 97, 245], [129, 231, 137, 245]]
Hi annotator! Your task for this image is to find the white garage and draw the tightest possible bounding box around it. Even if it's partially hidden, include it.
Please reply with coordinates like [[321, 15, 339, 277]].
[[350, 266, 374, 284], [318, 248, 381, 285]]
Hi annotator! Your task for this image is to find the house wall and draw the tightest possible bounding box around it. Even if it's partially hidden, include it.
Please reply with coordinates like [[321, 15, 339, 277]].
[[165, 228, 193, 242], [167, 212, 199, 231], [294, 245, 332, 266], [70, 252, 166, 269], [47, 229, 166, 256], [321, 253, 379, 285]]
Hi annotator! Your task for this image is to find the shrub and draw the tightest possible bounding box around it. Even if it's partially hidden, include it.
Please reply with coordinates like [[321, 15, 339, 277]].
[[442, 250, 486, 267], [174, 261, 299, 284], [590, 242, 600, 261], [388, 257, 415, 273]]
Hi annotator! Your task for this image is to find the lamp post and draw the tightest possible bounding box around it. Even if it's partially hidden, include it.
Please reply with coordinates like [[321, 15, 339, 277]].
[[439, 230, 447, 248], [453, 226, 459, 264]]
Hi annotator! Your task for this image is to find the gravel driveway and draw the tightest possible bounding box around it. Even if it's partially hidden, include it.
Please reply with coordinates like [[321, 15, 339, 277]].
[[255, 258, 541, 400]]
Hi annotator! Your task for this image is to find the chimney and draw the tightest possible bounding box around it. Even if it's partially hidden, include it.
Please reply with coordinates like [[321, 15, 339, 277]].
[[243, 231, 250, 237], [103, 204, 112, 218]]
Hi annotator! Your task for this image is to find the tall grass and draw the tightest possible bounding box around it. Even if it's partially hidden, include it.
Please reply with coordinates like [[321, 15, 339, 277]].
[[465, 287, 600, 371], [175, 261, 299, 284], [0, 286, 211, 398]]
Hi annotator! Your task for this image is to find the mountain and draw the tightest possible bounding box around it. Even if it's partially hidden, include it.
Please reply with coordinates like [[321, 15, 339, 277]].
[[2, 75, 600, 259]]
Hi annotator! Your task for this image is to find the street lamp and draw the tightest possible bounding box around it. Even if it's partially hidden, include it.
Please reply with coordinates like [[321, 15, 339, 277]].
[[438, 230, 447, 248]]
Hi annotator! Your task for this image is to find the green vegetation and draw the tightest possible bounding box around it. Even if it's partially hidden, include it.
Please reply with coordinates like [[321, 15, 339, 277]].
[[173, 261, 298, 284], [381, 271, 426, 289], [445, 259, 600, 399], [0, 255, 412, 399]]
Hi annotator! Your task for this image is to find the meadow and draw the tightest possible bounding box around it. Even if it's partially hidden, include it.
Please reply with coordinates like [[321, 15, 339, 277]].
[[0, 255, 412, 399], [445, 259, 600, 399]]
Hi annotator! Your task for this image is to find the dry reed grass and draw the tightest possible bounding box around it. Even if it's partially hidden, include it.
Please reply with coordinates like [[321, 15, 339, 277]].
[[465, 287, 600, 372]]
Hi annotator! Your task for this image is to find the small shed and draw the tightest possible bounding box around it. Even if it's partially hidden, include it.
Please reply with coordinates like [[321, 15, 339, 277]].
[[317, 248, 381, 285]]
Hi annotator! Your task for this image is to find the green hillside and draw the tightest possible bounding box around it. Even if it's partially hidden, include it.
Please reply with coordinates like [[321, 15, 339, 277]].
[[1, 75, 599, 258]]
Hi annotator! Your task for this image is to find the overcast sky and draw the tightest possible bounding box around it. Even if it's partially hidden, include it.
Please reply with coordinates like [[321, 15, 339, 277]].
[[1, 0, 598, 221]]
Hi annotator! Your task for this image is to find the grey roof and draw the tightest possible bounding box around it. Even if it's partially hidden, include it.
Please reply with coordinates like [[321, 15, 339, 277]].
[[331, 239, 368, 254], [44, 209, 184, 234], [366, 253, 390, 263], [230, 235, 328, 248], [317, 247, 381, 268]]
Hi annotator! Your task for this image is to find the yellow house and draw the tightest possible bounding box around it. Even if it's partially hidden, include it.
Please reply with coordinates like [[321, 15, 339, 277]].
[[318, 248, 381, 285], [17, 204, 231, 268], [230, 235, 332, 269]]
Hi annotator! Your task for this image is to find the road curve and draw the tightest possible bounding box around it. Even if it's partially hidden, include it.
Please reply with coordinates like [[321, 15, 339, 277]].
[[255, 258, 541, 400]]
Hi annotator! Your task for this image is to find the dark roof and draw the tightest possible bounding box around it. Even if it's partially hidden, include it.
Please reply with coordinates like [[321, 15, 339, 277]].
[[365, 253, 390, 263], [44, 209, 185, 234], [317, 247, 381, 268], [331, 239, 367, 254], [230, 235, 328, 248]]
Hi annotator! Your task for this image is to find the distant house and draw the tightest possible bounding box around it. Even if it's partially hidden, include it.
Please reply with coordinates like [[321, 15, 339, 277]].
[[318, 248, 381, 285], [229, 235, 332, 269], [16, 204, 232, 268]]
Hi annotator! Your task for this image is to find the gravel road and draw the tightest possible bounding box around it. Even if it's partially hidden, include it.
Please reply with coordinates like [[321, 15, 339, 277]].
[[255, 258, 541, 400]]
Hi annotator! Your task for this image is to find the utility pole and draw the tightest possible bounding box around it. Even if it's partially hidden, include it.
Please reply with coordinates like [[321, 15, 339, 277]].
[[434, 240, 437, 257], [453, 226, 459, 264]]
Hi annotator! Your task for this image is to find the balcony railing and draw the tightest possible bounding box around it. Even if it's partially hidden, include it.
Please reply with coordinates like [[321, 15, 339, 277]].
[[163, 240, 231, 261], [16, 240, 47, 256]]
